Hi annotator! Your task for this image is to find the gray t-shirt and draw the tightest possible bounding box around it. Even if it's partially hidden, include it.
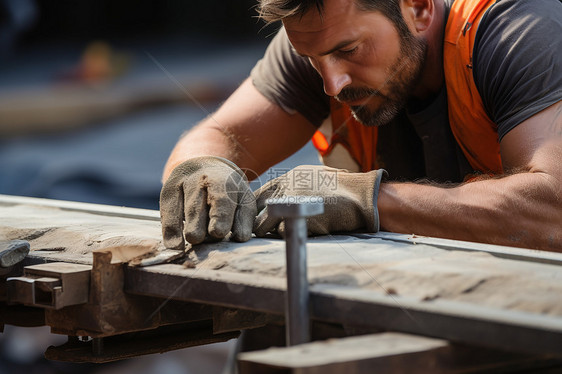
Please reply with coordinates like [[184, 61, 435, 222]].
[[250, 0, 562, 181]]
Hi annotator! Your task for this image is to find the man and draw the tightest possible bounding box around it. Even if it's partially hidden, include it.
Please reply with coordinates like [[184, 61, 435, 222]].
[[160, 0, 561, 251]]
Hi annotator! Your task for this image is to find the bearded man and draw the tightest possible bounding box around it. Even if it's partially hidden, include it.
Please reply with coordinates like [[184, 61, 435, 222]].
[[160, 0, 562, 251]]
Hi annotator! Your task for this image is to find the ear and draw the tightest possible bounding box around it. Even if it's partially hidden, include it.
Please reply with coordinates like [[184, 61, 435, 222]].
[[402, 0, 434, 32]]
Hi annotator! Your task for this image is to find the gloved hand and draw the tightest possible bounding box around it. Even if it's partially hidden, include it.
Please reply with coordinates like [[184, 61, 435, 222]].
[[253, 165, 386, 237], [160, 156, 257, 250]]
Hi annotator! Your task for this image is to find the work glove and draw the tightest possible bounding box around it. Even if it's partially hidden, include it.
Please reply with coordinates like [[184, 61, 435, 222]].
[[253, 165, 386, 237], [160, 156, 257, 250]]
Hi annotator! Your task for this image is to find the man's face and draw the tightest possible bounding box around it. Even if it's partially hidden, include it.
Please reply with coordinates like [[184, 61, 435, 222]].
[[284, 0, 427, 127]]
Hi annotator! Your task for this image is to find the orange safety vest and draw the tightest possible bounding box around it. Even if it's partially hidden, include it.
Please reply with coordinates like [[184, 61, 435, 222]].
[[312, 0, 502, 174]]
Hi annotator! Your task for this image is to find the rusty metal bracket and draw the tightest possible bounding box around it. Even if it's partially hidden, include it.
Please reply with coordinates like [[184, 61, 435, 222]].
[[6, 262, 91, 309], [45, 320, 239, 363], [42, 250, 219, 341]]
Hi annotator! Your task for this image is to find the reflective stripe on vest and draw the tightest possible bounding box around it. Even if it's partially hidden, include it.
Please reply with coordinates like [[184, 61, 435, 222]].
[[312, 0, 501, 174]]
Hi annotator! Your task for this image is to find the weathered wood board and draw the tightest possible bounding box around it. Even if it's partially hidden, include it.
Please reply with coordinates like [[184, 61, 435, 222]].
[[2, 194, 562, 355], [0, 195, 180, 265]]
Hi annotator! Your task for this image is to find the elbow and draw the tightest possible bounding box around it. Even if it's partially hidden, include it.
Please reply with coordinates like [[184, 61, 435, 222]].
[[513, 173, 562, 251]]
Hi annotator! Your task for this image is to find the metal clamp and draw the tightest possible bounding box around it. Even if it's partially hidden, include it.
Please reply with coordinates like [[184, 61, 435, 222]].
[[7, 262, 91, 309]]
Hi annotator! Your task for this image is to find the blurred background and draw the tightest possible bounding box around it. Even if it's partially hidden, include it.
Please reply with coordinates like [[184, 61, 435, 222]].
[[0, 1, 318, 373], [0, 0, 319, 209]]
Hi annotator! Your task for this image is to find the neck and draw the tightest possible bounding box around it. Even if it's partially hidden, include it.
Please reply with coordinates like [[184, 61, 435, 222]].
[[411, 0, 447, 101]]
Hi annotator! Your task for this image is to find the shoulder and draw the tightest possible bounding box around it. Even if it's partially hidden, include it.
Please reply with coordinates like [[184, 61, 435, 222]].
[[475, 0, 561, 46], [473, 0, 562, 140]]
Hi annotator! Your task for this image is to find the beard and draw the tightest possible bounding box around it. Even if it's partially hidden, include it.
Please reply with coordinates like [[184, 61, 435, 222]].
[[335, 32, 427, 127]]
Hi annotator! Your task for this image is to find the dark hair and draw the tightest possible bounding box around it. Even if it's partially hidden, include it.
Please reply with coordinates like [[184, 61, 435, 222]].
[[257, 0, 409, 38]]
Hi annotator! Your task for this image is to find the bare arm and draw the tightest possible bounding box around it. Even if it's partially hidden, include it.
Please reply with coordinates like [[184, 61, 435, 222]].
[[378, 101, 562, 251], [162, 78, 317, 182]]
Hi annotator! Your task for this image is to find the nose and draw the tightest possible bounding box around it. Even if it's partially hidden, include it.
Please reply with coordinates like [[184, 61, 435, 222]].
[[314, 58, 351, 97]]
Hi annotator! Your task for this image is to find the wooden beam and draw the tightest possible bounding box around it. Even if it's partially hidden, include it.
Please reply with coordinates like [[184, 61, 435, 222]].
[[238, 333, 451, 374], [238, 332, 562, 374], [2, 195, 562, 357]]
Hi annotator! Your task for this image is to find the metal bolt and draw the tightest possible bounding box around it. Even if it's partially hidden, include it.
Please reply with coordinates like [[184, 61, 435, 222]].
[[266, 196, 324, 346]]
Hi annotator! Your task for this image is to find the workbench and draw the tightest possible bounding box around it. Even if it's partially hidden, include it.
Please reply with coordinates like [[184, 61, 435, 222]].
[[1, 194, 561, 373]]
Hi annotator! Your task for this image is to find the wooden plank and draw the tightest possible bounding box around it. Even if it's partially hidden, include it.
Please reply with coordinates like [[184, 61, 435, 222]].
[[2, 195, 562, 356], [238, 333, 561, 374], [124, 233, 562, 326], [369, 232, 562, 266], [238, 333, 451, 374], [125, 264, 562, 356], [0, 194, 160, 221], [0, 195, 180, 265]]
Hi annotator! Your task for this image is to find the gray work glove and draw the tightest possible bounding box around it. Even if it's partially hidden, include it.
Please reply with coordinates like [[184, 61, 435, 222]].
[[253, 165, 386, 237], [160, 156, 257, 250]]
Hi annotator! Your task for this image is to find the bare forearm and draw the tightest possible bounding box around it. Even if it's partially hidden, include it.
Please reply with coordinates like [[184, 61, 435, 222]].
[[162, 123, 238, 182], [378, 172, 562, 251], [162, 78, 317, 183]]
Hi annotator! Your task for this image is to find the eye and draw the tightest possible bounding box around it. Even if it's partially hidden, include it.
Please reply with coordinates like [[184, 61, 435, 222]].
[[339, 46, 359, 56]]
